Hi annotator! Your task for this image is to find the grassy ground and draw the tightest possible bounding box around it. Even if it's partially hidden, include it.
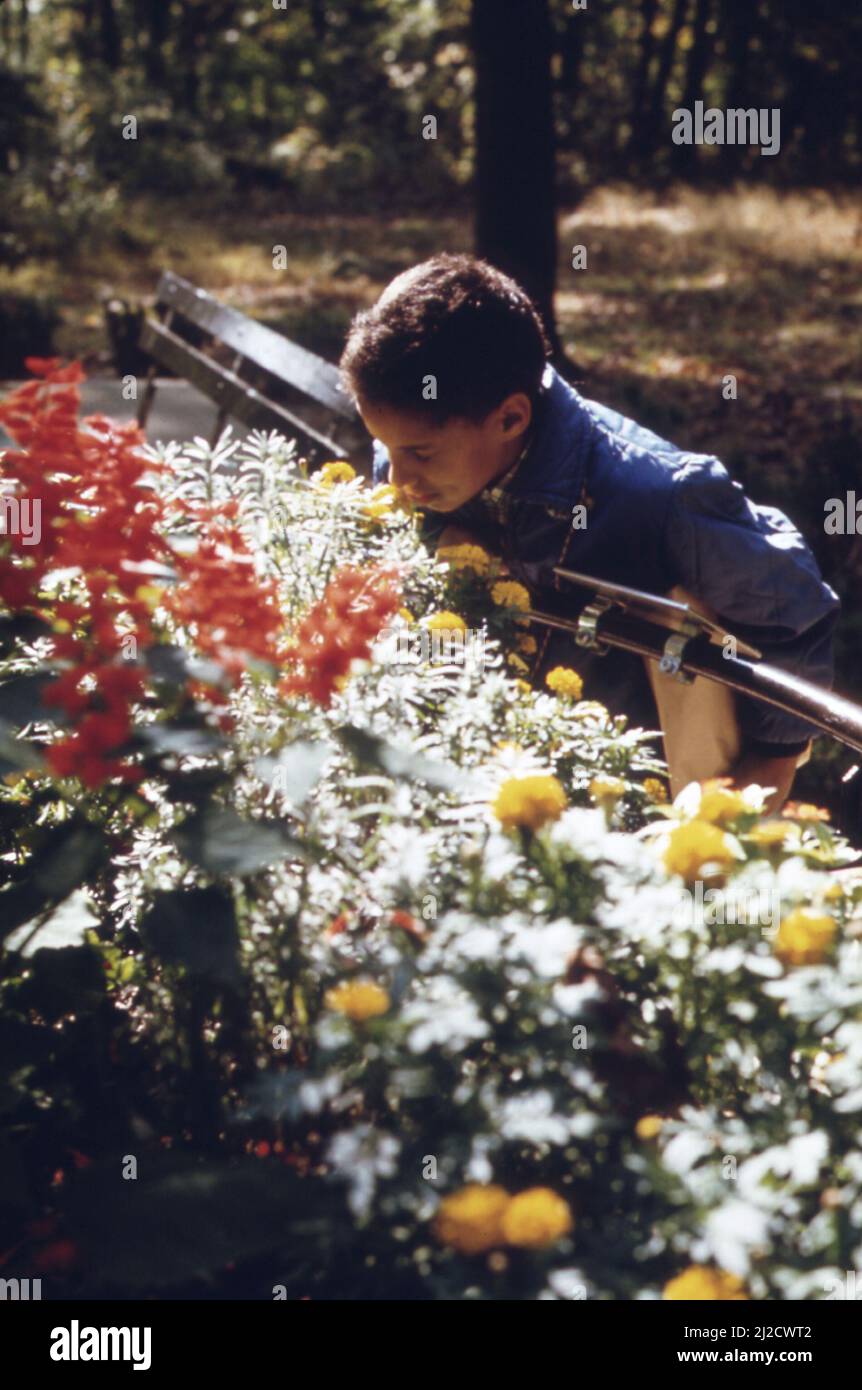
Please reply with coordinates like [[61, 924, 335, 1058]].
[[4, 183, 861, 813]]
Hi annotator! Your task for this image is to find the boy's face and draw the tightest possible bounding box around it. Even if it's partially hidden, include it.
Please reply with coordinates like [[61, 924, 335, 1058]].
[[358, 392, 532, 513]]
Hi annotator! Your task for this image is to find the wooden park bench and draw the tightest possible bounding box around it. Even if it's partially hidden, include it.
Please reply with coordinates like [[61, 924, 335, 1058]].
[[137, 271, 370, 472]]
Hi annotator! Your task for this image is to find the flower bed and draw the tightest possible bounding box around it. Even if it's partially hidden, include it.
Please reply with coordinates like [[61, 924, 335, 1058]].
[[1, 363, 861, 1301]]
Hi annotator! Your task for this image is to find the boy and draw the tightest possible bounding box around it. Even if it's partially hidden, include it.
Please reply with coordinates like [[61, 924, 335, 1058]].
[[339, 254, 840, 810]]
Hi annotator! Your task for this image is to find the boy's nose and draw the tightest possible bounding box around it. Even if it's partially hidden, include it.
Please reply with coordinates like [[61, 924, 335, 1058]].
[[389, 459, 415, 490]]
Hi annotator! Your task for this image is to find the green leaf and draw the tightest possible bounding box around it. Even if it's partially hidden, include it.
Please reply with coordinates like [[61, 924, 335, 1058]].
[[337, 723, 466, 792], [30, 821, 106, 899], [138, 721, 227, 757], [13, 944, 106, 1022], [138, 886, 240, 985], [0, 716, 45, 772], [254, 740, 330, 807], [0, 671, 70, 727], [172, 806, 307, 877], [0, 614, 52, 655], [4, 889, 100, 956], [62, 1153, 312, 1292], [0, 821, 106, 944], [144, 643, 229, 690]]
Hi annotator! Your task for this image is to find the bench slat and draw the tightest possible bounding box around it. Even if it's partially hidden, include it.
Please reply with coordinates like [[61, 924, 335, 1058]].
[[153, 271, 355, 420], [139, 318, 365, 459]]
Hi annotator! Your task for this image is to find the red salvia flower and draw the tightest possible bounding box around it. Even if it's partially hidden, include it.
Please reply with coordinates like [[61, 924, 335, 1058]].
[[0, 361, 291, 787], [280, 565, 402, 707]]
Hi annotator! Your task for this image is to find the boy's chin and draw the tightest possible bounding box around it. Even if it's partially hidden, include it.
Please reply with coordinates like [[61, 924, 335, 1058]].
[[422, 490, 478, 514]]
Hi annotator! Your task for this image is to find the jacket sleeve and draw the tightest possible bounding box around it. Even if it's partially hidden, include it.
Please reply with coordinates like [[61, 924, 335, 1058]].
[[663, 458, 841, 754]]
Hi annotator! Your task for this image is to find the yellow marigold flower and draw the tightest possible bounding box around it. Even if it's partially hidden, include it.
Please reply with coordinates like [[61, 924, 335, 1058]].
[[635, 1115, 664, 1141], [698, 781, 749, 826], [518, 633, 538, 655], [432, 1185, 510, 1255], [492, 774, 567, 832], [782, 801, 830, 823], [362, 483, 400, 519], [643, 778, 668, 804], [313, 460, 357, 487], [823, 881, 845, 903], [323, 979, 390, 1021], [663, 1266, 749, 1301], [515, 678, 532, 694], [425, 611, 467, 634], [590, 775, 627, 804], [546, 667, 584, 699], [507, 653, 530, 673], [747, 820, 791, 848], [773, 908, 837, 968], [500, 1188, 573, 1249], [437, 543, 492, 574], [663, 819, 736, 882], [491, 580, 531, 612]]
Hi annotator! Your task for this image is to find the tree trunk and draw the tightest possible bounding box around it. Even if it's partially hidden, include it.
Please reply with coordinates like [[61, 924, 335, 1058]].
[[177, 2, 205, 113], [96, 0, 121, 70], [471, 0, 561, 356], [643, 0, 690, 163], [144, 0, 170, 86], [17, 0, 30, 66], [559, 5, 585, 101], [627, 0, 659, 162], [673, 0, 715, 174]]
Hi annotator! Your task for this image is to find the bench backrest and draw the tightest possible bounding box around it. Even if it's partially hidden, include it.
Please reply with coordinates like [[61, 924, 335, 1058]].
[[138, 271, 369, 468]]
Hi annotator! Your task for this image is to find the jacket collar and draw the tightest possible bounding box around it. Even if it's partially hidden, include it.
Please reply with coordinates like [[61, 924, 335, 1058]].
[[506, 364, 594, 510]]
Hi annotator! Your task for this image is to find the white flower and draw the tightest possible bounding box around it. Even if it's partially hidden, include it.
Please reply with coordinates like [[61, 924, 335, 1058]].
[[662, 1130, 714, 1175], [465, 1136, 496, 1184], [325, 1124, 401, 1219], [373, 822, 430, 889], [298, 1074, 343, 1112], [499, 1090, 575, 1146], [552, 979, 606, 1016], [482, 831, 524, 883], [704, 1199, 771, 1276], [402, 977, 490, 1053], [544, 1268, 588, 1300], [453, 925, 504, 963], [505, 918, 583, 977]]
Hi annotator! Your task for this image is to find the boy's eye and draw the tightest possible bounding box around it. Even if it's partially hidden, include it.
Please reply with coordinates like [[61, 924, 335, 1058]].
[[409, 450, 432, 463]]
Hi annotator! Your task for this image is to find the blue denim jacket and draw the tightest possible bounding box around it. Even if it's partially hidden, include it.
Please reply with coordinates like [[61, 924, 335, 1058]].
[[372, 365, 840, 754]]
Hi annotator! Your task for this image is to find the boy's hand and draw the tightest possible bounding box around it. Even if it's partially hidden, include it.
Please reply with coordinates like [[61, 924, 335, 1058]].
[[437, 525, 483, 549], [726, 751, 799, 815]]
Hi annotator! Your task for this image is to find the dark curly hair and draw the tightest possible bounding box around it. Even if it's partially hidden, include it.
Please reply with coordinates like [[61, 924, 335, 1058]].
[[339, 253, 551, 424]]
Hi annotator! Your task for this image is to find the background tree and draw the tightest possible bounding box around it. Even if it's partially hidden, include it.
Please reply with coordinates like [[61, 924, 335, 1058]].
[[471, 0, 562, 356]]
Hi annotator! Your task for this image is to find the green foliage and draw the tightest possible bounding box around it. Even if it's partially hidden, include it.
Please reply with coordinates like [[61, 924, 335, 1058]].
[[3, 0, 858, 268]]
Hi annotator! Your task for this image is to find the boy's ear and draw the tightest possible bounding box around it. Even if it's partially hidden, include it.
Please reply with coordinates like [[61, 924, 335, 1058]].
[[499, 392, 533, 436]]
